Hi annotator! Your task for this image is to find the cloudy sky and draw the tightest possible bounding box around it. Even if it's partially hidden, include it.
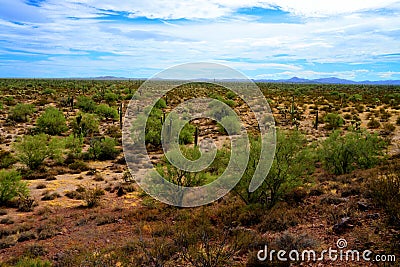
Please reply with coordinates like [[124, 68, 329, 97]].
[[0, 0, 400, 80]]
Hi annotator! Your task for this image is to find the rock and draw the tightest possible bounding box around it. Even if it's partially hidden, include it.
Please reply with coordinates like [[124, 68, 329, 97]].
[[357, 201, 369, 211], [333, 217, 355, 234]]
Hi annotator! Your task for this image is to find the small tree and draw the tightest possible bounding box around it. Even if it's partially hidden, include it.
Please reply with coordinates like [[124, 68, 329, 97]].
[[65, 134, 84, 159], [36, 107, 68, 135], [155, 146, 207, 206], [0, 169, 29, 205], [320, 130, 386, 175], [323, 113, 344, 130], [13, 134, 64, 170], [8, 103, 35, 122], [95, 104, 118, 120], [88, 137, 119, 160], [234, 130, 313, 208], [70, 113, 99, 137], [76, 96, 96, 113], [104, 92, 119, 105]]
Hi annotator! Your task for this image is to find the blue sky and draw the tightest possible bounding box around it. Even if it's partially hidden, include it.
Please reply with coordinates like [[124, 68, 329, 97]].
[[0, 0, 400, 81]]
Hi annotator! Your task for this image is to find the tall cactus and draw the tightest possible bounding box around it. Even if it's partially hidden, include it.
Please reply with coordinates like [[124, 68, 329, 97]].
[[315, 110, 319, 130], [194, 126, 199, 147], [70, 95, 74, 111], [290, 95, 296, 124], [119, 102, 123, 129]]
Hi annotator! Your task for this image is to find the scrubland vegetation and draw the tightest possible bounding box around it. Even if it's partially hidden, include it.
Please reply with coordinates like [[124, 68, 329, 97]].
[[0, 79, 399, 266]]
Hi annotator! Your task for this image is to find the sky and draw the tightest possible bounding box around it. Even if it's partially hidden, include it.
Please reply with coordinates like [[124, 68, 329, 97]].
[[0, 0, 400, 81]]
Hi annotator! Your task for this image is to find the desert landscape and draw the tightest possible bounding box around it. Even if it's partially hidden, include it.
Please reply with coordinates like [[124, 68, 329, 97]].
[[0, 78, 399, 266]]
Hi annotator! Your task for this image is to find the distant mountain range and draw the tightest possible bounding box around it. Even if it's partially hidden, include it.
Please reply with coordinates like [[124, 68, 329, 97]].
[[254, 76, 400, 85], [90, 76, 400, 85]]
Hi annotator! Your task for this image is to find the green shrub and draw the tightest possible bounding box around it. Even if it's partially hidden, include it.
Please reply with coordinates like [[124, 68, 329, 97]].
[[76, 96, 96, 113], [13, 134, 64, 170], [65, 134, 83, 159], [234, 130, 313, 208], [3, 96, 15, 105], [8, 103, 35, 122], [155, 146, 206, 206], [18, 195, 36, 212], [0, 149, 17, 169], [82, 186, 105, 207], [88, 137, 119, 160], [178, 123, 195, 145], [143, 108, 163, 146], [323, 113, 344, 130], [14, 257, 52, 267], [154, 98, 167, 109], [133, 106, 195, 147], [367, 118, 381, 129], [36, 107, 67, 135], [383, 123, 396, 134], [320, 130, 386, 175], [95, 104, 118, 120], [41, 88, 56, 95], [70, 113, 99, 137], [226, 91, 236, 99], [68, 160, 89, 172], [211, 95, 236, 108], [104, 92, 119, 105], [0, 169, 28, 205], [349, 94, 362, 102]]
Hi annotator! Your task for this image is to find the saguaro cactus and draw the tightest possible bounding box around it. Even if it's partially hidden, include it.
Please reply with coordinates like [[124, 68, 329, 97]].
[[70, 95, 74, 111], [290, 96, 296, 124], [119, 102, 123, 129], [194, 126, 199, 147], [315, 110, 319, 130]]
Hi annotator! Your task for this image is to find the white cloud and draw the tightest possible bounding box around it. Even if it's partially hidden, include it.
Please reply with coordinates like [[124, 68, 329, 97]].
[[0, 0, 399, 79], [378, 71, 400, 79], [34, 0, 400, 20]]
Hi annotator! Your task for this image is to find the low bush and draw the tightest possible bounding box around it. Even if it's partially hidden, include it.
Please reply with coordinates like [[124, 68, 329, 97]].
[[0, 149, 17, 169], [104, 92, 119, 105], [8, 103, 35, 122], [323, 113, 344, 130], [17, 195, 36, 212], [76, 96, 97, 112], [234, 130, 313, 208], [0, 169, 29, 206], [68, 160, 89, 172], [88, 137, 119, 160], [70, 113, 99, 137], [82, 186, 105, 208], [367, 118, 381, 129], [368, 164, 400, 227], [320, 130, 386, 175], [14, 258, 52, 267], [36, 107, 68, 135], [95, 104, 118, 120], [13, 134, 64, 170]]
